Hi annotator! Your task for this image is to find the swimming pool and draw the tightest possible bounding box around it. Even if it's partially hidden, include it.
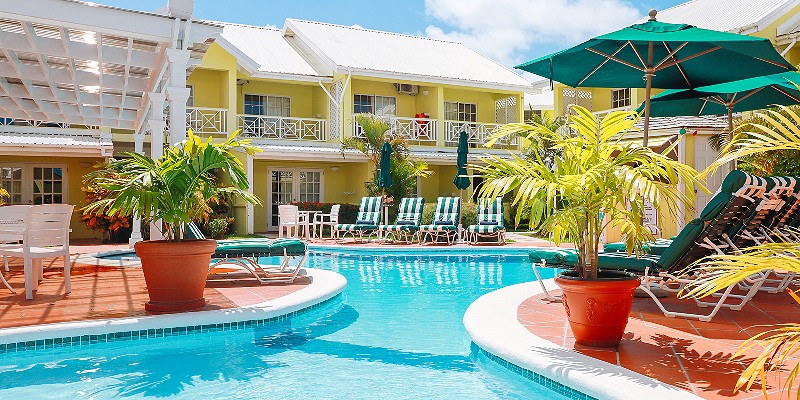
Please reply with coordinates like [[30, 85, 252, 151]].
[[0, 250, 570, 399]]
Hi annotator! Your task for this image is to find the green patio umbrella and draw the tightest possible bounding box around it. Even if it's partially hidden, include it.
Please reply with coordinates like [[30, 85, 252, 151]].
[[516, 10, 795, 146], [637, 71, 800, 133], [377, 138, 393, 225], [453, 131, 471, 241]]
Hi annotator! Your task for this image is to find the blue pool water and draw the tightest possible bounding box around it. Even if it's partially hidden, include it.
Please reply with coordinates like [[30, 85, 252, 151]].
[[0, 250, 568, 399]]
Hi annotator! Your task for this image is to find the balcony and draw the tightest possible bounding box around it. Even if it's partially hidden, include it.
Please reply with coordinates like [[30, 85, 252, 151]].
[[186, 107, 228, 135], [353, 116, 437, 145], [237, 115, 326, 141], [444, 121, 517, 148]]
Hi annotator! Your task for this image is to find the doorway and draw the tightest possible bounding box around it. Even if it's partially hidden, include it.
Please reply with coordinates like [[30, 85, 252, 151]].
[[266, 168, 324, 230]]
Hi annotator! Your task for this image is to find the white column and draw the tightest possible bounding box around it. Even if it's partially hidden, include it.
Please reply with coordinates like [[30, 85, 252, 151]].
[[148, 92, 167, 240], [129, 133, 145, 247], [166, 48, 192, 145], [246, 154, 254, 234]]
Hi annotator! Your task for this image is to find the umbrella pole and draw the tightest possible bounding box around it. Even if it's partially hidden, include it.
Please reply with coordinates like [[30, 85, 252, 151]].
[[727, 105, 737, 170], [643, 42, 655, 148], [458, 189, 464, 243]]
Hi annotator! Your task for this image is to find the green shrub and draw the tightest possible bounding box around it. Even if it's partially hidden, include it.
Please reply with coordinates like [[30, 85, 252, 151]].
[[208, 217, 231, 239]]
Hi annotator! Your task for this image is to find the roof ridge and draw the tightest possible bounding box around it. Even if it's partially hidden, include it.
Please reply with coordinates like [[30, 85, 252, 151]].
[[204, 19, 280, 31], [286, 18, 461, 45]]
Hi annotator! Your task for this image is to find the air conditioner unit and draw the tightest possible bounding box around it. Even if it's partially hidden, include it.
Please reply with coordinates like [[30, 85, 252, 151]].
[[394, 83, 419, 95]]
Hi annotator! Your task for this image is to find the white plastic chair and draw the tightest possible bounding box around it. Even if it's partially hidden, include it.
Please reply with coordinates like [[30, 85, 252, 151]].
[[278, 205, 308, 238], [315, 204, 341, 239], [0, 205, 31, 293], [0, 204, 73, 299]]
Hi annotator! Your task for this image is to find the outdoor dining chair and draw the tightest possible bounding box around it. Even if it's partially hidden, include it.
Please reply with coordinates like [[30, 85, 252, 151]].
[[314, 204, 341, 239], [0, 204, 74, 300]]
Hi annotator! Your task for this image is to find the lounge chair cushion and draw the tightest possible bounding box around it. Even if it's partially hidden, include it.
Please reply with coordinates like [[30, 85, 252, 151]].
[[479, 221, 498, 226], [419, 224, 458, 231], [379, 224, 420, 232], [356, 219, 374, 225], [214, 238, 306, 257], [466, 224, 503, 234], [603, 238, 673, 255], [653, 218, 706, 270], [396, 220, 416, 225], [435, 219, 454, 226], [529, 247, 660, 273], [335, 223, 378, 232]]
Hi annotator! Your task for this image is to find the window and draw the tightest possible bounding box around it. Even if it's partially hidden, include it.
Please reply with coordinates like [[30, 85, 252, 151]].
[[444, 101, 477, 122], [353, 94, 397, 116], [244, 94, 291, 117], [186, 85, 194, 107], [524, 109, 543, 123], [611, 88, 631, 109]]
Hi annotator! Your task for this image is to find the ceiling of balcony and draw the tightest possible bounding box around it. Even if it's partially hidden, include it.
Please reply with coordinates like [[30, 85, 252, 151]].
[[0, 0, 220, 131]]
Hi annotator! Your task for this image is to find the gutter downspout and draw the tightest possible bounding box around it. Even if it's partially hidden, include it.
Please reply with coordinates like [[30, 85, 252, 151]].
[[781, 36, 797, 57]]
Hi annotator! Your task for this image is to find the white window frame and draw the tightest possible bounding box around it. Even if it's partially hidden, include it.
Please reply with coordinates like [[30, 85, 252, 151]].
[[444, 101, 477, 122], [353, 94, 397, 116], [266, 167, 325, 231], [0, 163, 68, 205], [243, 93, 291, 117], [611, 88, 631, 109], [186, 84, 194, 107]]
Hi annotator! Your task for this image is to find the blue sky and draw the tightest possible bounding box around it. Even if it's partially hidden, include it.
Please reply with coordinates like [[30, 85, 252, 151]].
[[99, 0, 686, 68]]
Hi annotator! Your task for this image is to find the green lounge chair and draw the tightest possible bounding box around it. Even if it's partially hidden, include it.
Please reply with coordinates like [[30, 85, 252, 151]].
[[734, 176, 797, 248], [467, 198, 505, 244], [379, 197, 425, 243], [419, 197, 461, 244], [334, 196, 382, 242], [529, 170, 770, 322], [185, 222, 308, 284]]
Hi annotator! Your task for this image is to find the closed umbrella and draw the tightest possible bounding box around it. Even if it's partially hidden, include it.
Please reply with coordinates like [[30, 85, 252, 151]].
[[377, 138, 393, 225], [453, 131, 471, 241], [516, 10, 795, 146], [638, 71, 800, 133]]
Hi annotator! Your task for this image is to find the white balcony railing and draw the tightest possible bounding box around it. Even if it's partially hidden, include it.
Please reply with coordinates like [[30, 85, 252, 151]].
[[186, 107, 227, 135], [444, 121, 517, 148], [353, 116, 437, 145], [238, 115, 326, 141], [0, 118, 98, 130]]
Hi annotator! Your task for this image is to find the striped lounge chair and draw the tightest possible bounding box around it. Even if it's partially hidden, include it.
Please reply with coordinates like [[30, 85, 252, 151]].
[[467, 198, 505, 244], [530, 170, 771, 322], [334, 196, 382, 242], [419, 197, 461, 245], [379, 197, 425, 243], [185, 222, 308, 284]]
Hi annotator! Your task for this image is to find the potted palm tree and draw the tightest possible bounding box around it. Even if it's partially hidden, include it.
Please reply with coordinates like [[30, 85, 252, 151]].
[[475, 106, 703, 346], [84, 130, 260, 312]]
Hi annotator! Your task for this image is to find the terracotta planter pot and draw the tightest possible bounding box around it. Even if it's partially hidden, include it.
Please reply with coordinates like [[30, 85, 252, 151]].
[[134, 239, 217, 312], [555, 270, 640, 347]]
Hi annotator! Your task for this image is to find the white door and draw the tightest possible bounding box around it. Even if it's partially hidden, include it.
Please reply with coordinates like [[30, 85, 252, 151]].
[[0, 164, 66, 205], [267, 168, 323, 230], [694, 140, 730, 218]]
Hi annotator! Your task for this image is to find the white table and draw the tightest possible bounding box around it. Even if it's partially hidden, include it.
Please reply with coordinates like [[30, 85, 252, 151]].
[[297, 210, 322, 239]]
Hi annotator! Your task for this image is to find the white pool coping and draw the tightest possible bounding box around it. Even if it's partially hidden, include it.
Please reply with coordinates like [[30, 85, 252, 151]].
[[464, 279, 702, 400], [0, 268, 346, 345]]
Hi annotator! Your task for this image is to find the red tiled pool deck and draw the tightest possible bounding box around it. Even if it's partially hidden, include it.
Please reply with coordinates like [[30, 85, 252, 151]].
[[0, 240, 310, 330], [518, 288, 800, 399]]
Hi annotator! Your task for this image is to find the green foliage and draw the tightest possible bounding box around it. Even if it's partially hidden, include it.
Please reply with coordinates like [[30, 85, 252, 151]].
[[474, 106, 704, 279], [207, 218, 232, 239], [83, 130, 261, 241], [343, 114, 431, 215], [709, 106, 800, 176]]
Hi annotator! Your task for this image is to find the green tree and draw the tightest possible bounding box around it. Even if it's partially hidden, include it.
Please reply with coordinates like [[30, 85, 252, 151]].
[[343, 114, 430, 204], [474, 106, 703, 279]]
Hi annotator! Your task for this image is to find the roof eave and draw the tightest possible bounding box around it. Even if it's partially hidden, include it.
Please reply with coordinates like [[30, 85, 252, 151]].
[[336, 67, 532, 93]]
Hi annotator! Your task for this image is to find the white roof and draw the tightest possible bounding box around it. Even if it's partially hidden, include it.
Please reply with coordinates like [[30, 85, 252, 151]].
[[633, 115, 729, 131], [641, 0, 800, 34], [283, 19, 532, 91], [217, 24, 328, 81], [524, 90, 554, 109], [0, 125, 112, 157]]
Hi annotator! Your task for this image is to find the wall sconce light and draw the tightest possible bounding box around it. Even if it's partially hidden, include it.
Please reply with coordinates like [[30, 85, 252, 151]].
[[422, 90, 429, 96], [330, 166, 340, 172]]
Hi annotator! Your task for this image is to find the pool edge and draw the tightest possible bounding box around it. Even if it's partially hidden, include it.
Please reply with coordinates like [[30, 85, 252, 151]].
[[464, 279, 703, 400], [0, 268, 346, 352]]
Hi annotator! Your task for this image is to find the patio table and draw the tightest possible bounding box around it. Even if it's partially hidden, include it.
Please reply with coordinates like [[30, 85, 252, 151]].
[[297, 210, 321, 239]]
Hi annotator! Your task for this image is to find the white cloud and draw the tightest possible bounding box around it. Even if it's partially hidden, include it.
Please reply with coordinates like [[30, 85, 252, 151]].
[[424, 0, 642, 67]]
